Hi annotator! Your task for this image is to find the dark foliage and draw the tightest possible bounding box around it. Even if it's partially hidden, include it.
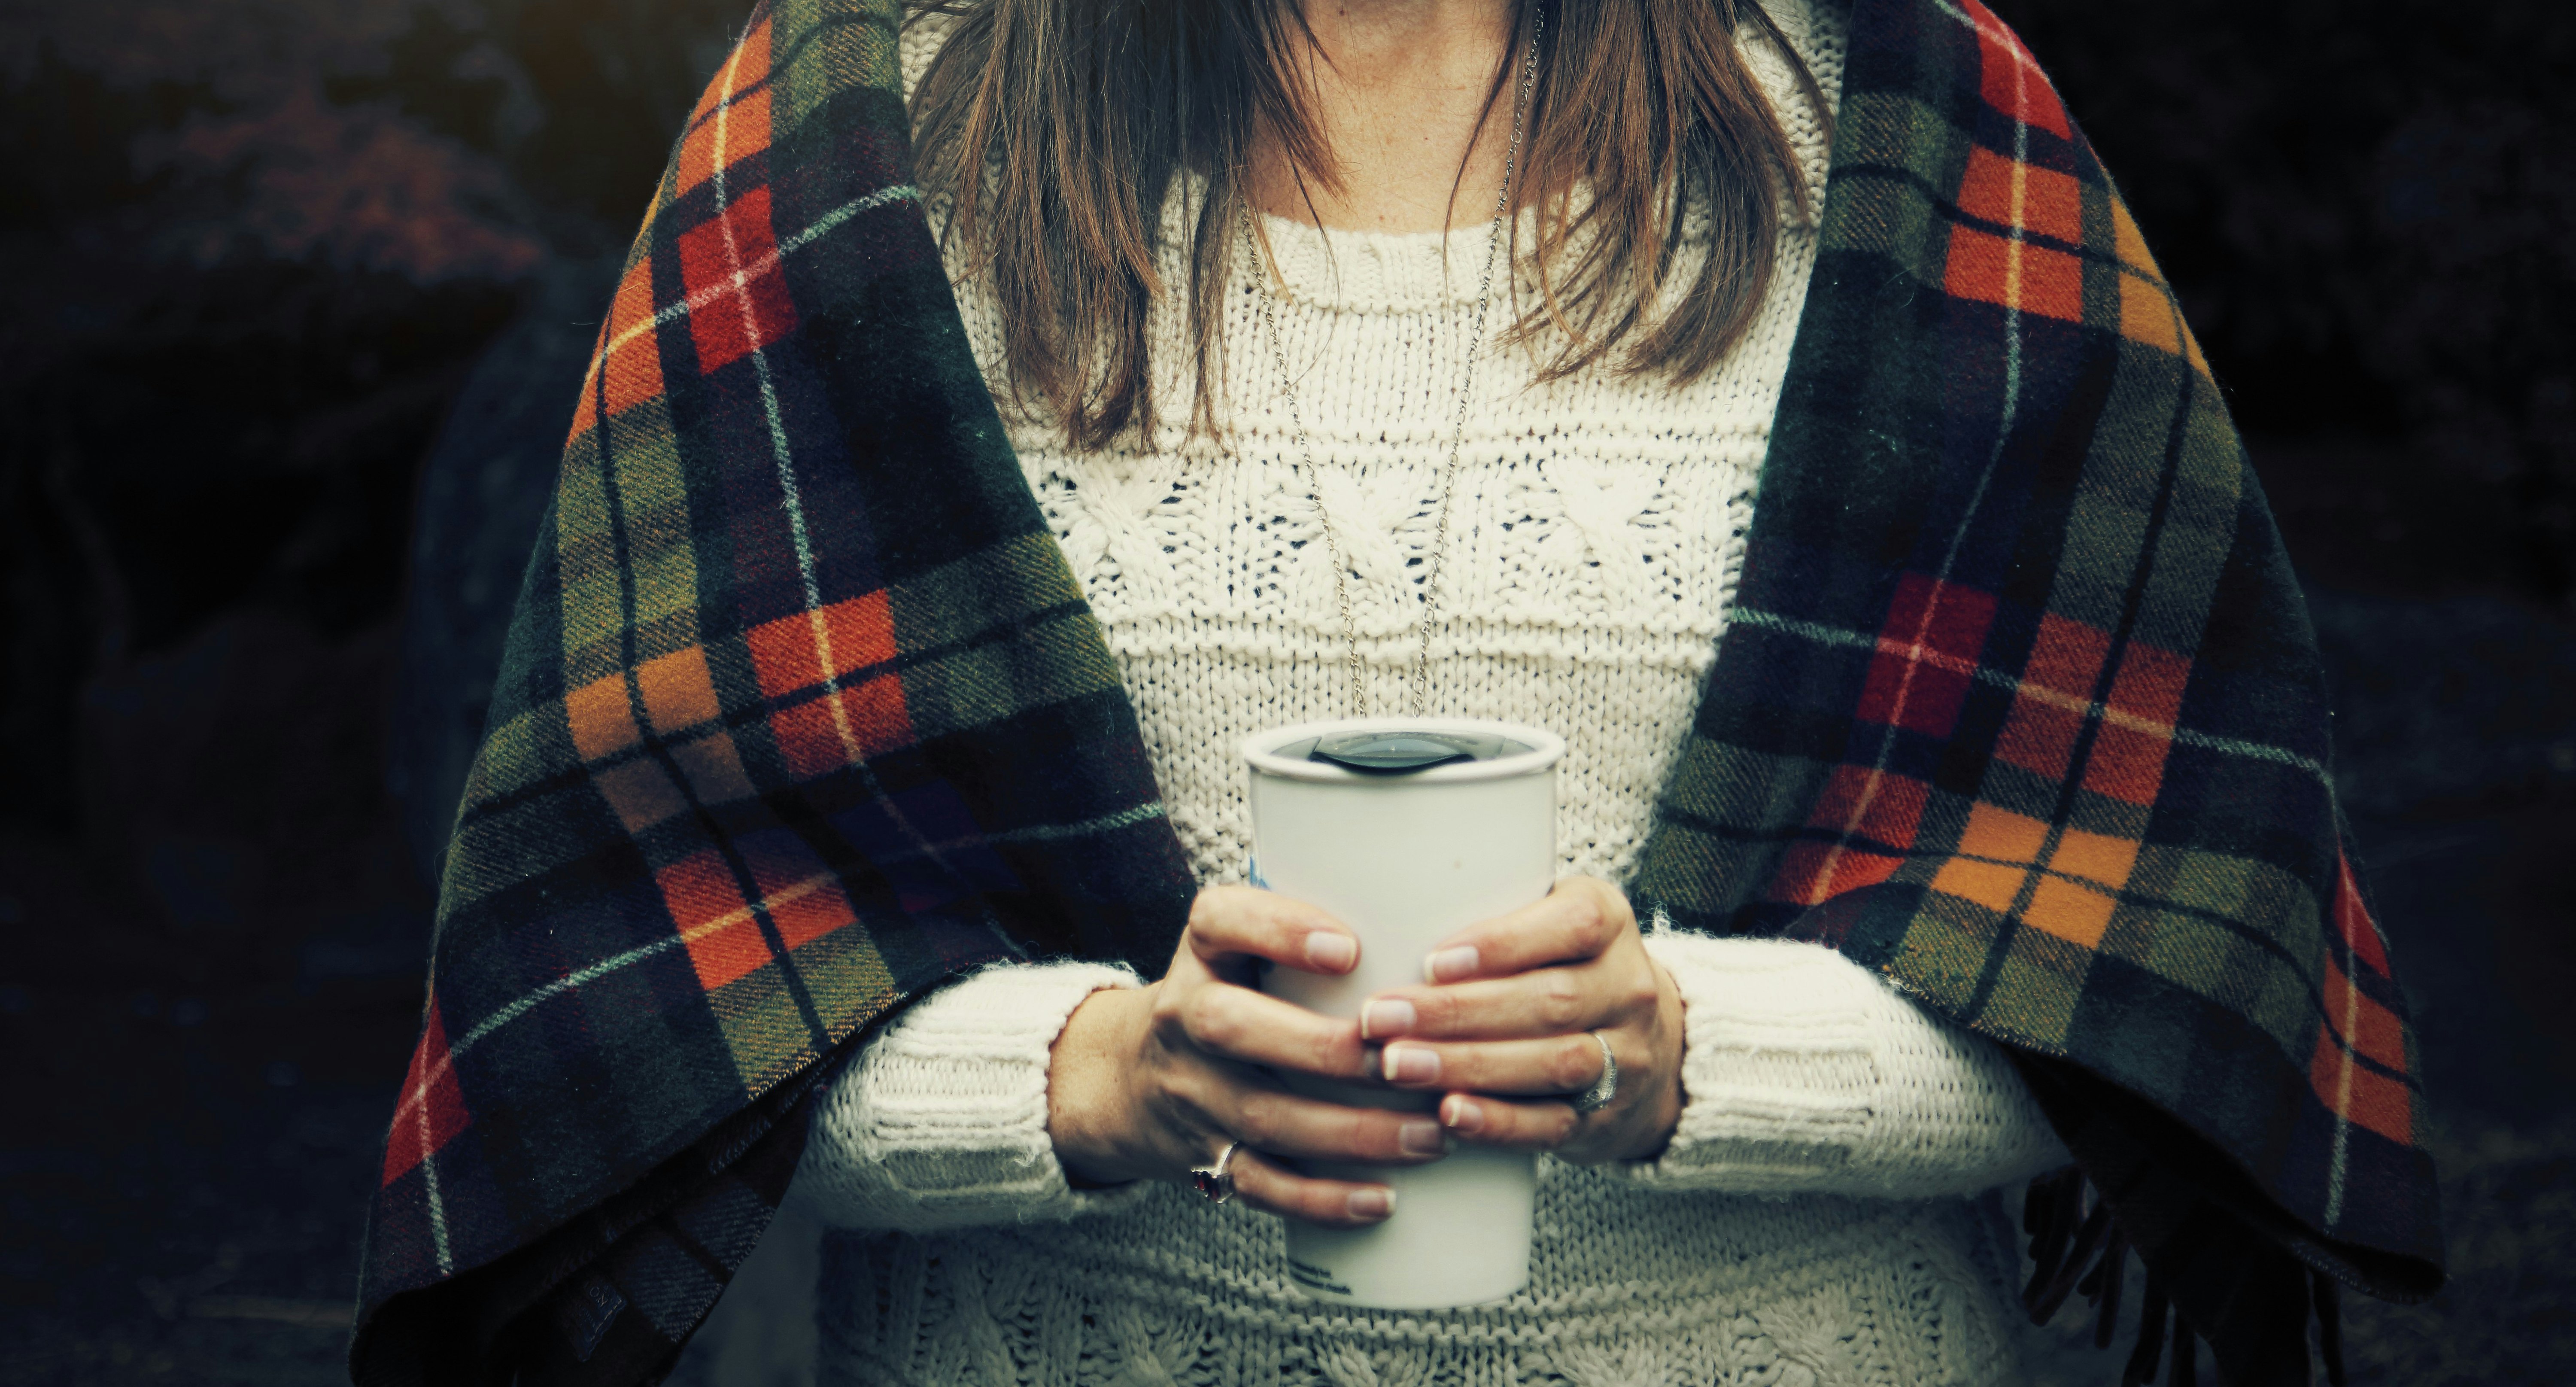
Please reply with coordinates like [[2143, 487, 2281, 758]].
[[0, 0, 739, 828]]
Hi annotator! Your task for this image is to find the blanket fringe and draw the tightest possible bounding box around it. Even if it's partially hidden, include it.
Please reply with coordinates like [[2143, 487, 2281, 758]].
[[2023, 1166, 2348, 1387]]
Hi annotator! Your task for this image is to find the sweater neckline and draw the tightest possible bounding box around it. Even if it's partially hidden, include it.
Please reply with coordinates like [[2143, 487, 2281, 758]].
[[1249, 206, 1521, 315]]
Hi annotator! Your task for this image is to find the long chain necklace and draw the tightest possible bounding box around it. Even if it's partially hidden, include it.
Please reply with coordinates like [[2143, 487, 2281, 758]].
[[1239, 10, 1543, 718]]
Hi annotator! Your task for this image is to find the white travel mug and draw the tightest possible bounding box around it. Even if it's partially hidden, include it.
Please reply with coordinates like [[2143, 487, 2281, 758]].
[[1243, 716, 1563, 1309]]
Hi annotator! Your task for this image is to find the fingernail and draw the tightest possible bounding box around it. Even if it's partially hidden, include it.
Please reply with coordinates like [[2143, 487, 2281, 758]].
[[1383, 1046, 1440, 1085], [1348, 1188, 1395, 1220], [1305, 933, 1357, 972], [1441, 1095, 1485, 1133], [1398, 1120, 1446, 1155], [1423, 946, 1479, 984], [1359, 998, 1415, 1040]]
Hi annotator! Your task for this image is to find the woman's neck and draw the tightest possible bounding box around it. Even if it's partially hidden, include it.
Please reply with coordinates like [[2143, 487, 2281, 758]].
[[1248, 0, 1520, 234]]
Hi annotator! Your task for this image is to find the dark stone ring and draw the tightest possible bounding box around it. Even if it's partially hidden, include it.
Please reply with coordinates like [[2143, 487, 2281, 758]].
[[1189, 1140, 1244, 1204]]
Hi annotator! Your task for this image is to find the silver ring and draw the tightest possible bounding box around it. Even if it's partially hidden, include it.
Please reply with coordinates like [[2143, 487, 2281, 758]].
[[1189, 1141, 1243, 1204], [1570, 1031, 1619, 1114]]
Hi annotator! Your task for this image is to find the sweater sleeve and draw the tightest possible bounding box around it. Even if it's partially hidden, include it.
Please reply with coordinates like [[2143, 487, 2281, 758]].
[[794, 959, 1152, 1233], [1605, 931, 2070, 1198]]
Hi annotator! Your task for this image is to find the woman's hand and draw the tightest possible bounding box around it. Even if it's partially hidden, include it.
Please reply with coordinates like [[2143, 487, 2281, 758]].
[[1357, 877, 1686, 1164], [1045, 885, 1445, 1227]]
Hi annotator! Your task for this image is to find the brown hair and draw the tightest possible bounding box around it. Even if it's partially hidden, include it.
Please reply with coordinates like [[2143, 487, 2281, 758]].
[[906, 0, 1823, 450]]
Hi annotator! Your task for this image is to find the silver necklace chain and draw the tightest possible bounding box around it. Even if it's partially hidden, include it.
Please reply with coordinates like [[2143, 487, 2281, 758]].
[[1239, 11, 1543, 718]]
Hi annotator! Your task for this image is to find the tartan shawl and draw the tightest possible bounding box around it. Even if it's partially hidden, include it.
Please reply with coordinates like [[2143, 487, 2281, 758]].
[[353, 0, 2445, 1382]]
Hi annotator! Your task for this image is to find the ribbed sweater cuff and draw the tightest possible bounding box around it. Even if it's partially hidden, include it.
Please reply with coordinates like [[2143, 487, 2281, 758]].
[[797, 960, 1145, 1232], [1615, 932, 2068, 1197]]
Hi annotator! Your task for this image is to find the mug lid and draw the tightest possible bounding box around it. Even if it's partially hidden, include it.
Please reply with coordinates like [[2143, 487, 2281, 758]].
[[1243, 718, 1564, 785], [1307, 730, 1513, 775]]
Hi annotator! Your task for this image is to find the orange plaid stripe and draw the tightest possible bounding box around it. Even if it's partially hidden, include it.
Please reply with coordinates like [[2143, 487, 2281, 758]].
[[2309, 1027, 2413, 1146], [1944, 225, 2085, 323], [677, 17, 775, 195], [748, 593, 899, 699], [1996, 614, 2113, 779], [1956, 145, 2084, 246], [599, 252, 666, 422]]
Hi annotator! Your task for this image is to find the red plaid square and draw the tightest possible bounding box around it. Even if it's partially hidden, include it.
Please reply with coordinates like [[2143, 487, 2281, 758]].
[[2335, 853, 2389, 976], [1859, 574, 1997, 738], [381, 999, 469, 1184], [2322, 954, 2409, 1075], [678, 184, 797, 374], [1968, 0, 2070, 138]]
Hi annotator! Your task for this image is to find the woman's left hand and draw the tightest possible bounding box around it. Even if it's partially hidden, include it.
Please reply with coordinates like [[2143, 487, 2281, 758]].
[[1357, 876, 1685, 1164]]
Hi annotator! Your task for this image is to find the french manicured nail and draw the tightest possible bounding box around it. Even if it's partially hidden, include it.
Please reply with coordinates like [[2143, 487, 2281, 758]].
[[1383, 1046, 1440, 1085], [1441, 1095, 1485, 1134], [1348, 1188, 1395, 1220], [1423, 946, 1479, 984], [1305, 933, 1357, 972], [1398, 1120, 1447, 1155], [1359, 998, 1415, 1040]]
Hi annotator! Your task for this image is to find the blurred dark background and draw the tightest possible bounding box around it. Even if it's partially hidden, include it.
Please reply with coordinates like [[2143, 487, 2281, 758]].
[[0, 0, 2569, 1382]]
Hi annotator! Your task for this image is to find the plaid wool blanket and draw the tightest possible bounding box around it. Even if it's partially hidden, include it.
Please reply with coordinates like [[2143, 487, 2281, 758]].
[[354, 0, 2444, 1382]]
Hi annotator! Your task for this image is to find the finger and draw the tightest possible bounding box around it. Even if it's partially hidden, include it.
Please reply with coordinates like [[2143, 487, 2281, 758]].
[[1187, 885, 1359, 975], [1222, 1147, 1398, 1229], [1206, 1077, 1455, 1167], [1435, 1091, 1580, 1153], [1171, 980, 1374, 1081], [1375, 1031, 1610, 1096], [1417, 876, 1633, 984], [1361, 962, 1653, 1042]]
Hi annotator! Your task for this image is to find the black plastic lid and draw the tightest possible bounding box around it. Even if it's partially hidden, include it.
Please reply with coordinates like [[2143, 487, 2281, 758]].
[[1305, 730, 1527, 775]]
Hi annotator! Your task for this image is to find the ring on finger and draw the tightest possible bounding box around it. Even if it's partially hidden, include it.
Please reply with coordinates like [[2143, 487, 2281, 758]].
[[1569, 1031, 1618, 1115], [1189, 1140, 1244, 1204]]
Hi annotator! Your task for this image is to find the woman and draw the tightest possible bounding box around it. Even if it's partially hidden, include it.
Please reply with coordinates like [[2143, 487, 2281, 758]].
[[352, 0, 2442, 1384], [798, 0, 2068, 1381]]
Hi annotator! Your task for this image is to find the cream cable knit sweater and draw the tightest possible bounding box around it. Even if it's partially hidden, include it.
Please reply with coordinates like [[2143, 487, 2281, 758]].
[[790, 5, 2071, 1384]]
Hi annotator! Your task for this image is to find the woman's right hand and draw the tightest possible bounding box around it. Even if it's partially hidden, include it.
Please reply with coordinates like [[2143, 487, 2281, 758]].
[[1045, 885, 1446, 1227]]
